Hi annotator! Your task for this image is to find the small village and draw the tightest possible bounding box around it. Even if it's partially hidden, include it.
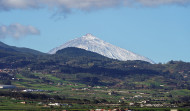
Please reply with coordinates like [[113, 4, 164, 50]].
[[0, 81, 183, 110]]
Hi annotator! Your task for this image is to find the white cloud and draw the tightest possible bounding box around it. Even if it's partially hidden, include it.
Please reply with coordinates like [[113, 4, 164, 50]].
[[0, 0, 39, 11], [0, 23, 40, 39], [133, 0, 190, 6], [0, 0, 189, 13]]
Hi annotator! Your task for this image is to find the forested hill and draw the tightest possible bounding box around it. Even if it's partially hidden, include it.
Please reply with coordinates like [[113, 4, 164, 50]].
[[55, 47, 111, 60]]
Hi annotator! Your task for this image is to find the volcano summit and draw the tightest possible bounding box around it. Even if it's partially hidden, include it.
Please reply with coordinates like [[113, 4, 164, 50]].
[[49, 34, 154, 63]]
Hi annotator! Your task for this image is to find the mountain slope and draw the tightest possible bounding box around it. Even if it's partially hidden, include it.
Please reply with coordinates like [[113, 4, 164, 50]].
[[0, 41, 44, 58], [49, 34, 154, 63]]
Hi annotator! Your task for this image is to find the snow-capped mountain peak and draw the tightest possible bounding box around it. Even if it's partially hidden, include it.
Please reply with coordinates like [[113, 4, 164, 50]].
[[82, 33, 96, 40], [48, 34, 154, 64]]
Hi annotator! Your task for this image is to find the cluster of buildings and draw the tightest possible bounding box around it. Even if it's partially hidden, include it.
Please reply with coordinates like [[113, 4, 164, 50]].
[[0, 68, 16, 74], [0, 85, 16, 89], [22, 89, 44, 92]]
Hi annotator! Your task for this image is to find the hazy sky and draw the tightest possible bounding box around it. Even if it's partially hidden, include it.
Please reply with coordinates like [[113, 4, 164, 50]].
[[0, 0, 190, 63]]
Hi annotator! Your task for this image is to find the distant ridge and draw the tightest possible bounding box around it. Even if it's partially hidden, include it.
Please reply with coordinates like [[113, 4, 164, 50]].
[[49, 34, 154, 63], [0, 41, 44, 57]]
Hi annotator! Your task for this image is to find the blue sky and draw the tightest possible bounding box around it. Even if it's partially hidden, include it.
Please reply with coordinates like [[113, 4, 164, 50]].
[[0, 0, 190, 63]]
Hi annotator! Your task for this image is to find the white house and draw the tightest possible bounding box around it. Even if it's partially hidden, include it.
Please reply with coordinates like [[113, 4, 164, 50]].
[[48, 103, 61, 106]]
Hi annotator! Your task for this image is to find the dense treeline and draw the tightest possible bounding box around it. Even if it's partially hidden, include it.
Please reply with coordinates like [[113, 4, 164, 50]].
[[0, 90, 105, 104], [0, 91, 51, 100]]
